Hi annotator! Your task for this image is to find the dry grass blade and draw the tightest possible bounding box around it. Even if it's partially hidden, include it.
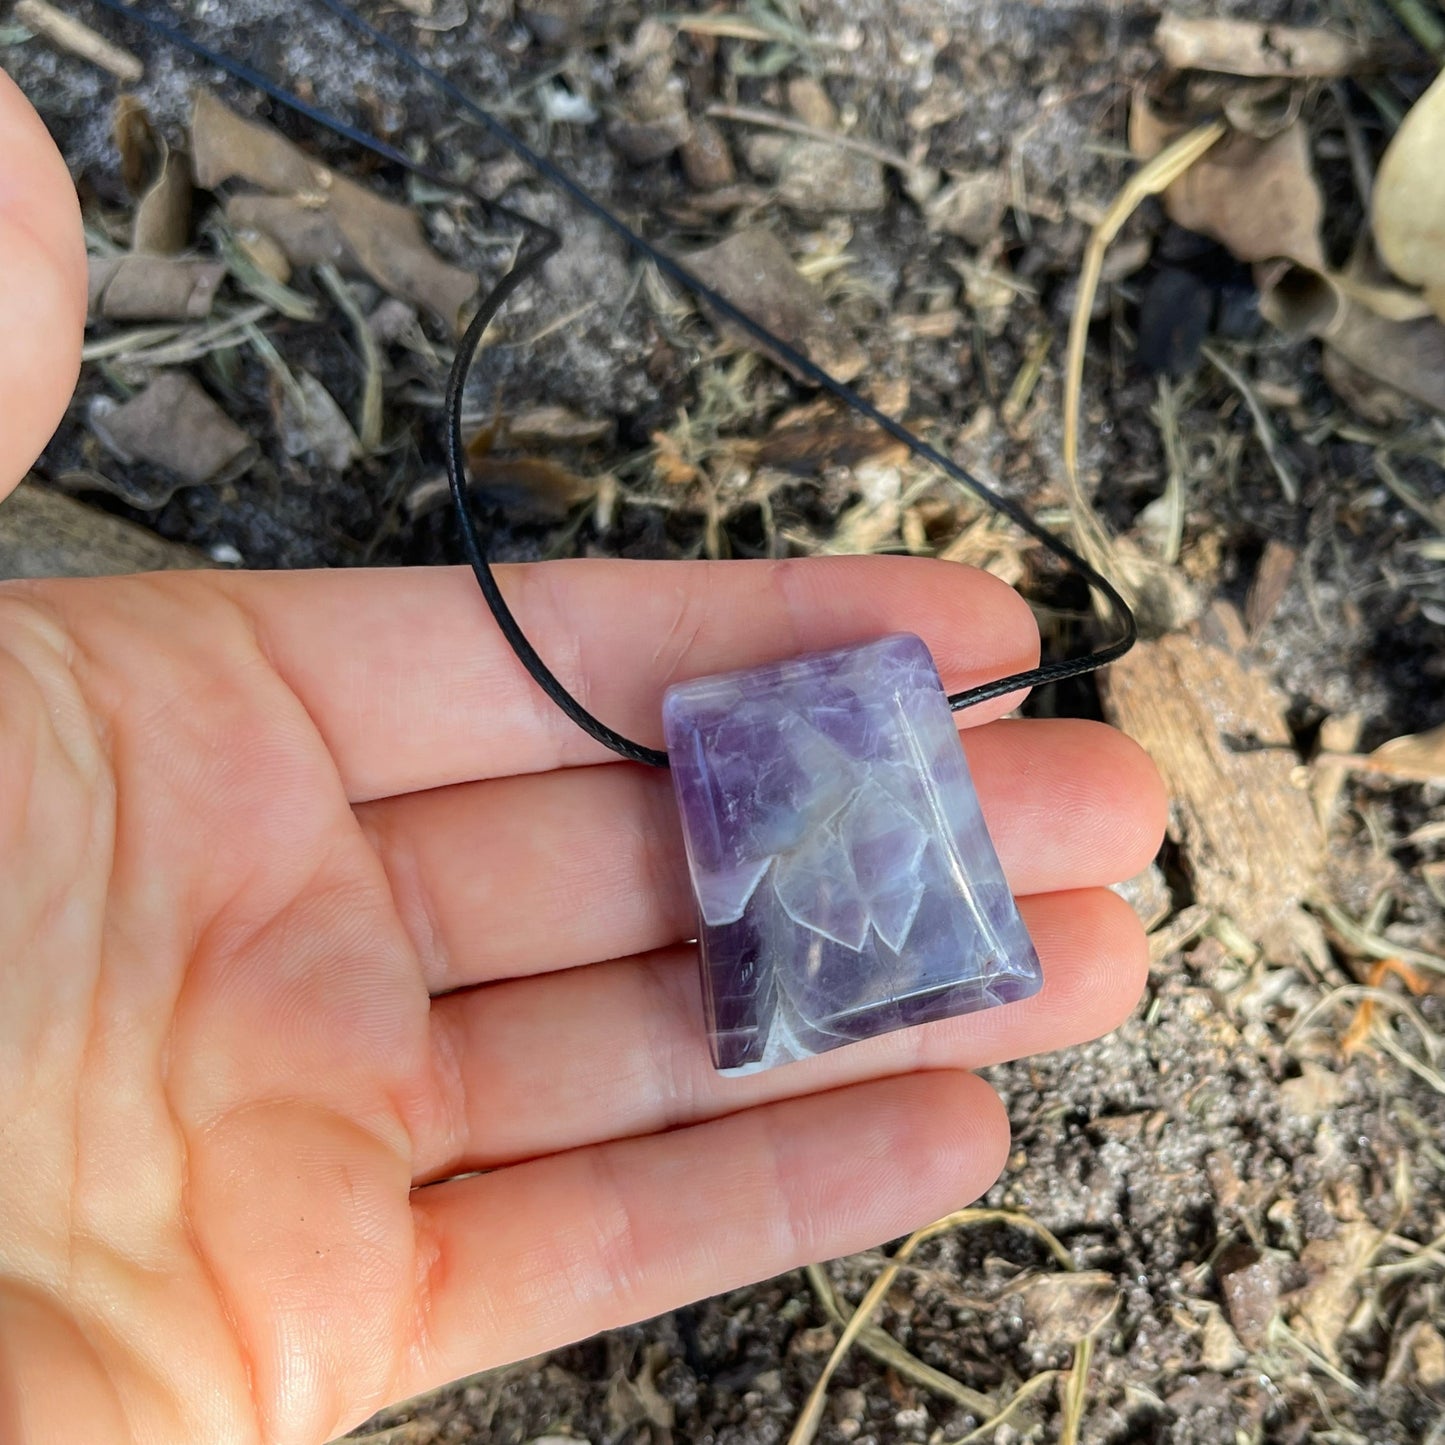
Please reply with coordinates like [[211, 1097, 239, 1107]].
[[1268, 1316, 1363, 1394], [1059, 1299, 1119, 1445], [706, 103, 921, 174], [804, 1265, 995, 1415], [1063, 121, 1226, 571], [15, 0, 143, 81], [1318, 899, 1445, 976], [1203, 345, 1300, 503], [789, 1209, 1074, 1445], [943, 1370, 1062, 1445], [318, 264, 385, 453]]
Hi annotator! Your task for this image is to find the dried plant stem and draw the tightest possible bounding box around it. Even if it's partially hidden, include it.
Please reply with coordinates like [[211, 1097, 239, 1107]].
[[318, 264, 385, 452], [1063, 120, 1226, 574], [789, 1209, 1075, 1445], [706, 104, 922, 174], [1203, 345, 1300, 503]]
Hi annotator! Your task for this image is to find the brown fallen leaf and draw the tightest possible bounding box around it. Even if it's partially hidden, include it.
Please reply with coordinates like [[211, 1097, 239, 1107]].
[[133, 143, 193, 255], [505, 405, 613, 447], [89, 255, 224, 321], [1373, 69, 1445, 324], [275, 370, 362, 472], [0, 479, 209, 579], [92, 372, 255, 486], [1253, 246, 1445, 415], [1287, 1220, 1381, 1365], [1155, 14, 1367, 78], [113, 96, 159, 196], [685, 228, 867, 383], [1319, 346, 1417, 426], [1358, 720, 1445, 782], [1013, 1271, 1118, 1352], [191, 93, 476, 331], [1130, 97, 1324, 269], [924, 171, 1008, 246], [1323, 299, 1445, 415], [465, 422, 595, 519]]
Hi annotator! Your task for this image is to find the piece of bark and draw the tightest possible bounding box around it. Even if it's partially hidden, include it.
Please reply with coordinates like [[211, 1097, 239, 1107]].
[[0, 481, 209, 579], [1101, 624, 1324, 947], [92, 373, 255, 486], [685, 228, 867, 383], [89, 255, 225, 321]]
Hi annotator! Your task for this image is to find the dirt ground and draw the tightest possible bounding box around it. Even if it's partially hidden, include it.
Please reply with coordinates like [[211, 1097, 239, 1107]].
[[8, 0, 1445, 1441]]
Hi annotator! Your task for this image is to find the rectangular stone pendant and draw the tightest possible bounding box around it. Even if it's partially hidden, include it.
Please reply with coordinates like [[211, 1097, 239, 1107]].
[[663, 633, 1042, 1074]]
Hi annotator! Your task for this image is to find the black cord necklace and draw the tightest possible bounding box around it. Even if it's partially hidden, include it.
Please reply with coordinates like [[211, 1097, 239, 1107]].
[[88, 0, 1135, 773]]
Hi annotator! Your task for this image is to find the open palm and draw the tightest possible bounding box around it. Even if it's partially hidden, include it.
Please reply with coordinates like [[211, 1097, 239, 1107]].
[[0, 72, 1165, 1445]]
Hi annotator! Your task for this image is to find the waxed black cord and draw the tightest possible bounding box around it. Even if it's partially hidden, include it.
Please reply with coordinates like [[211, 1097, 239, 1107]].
[[88, 0, 1136, 770]]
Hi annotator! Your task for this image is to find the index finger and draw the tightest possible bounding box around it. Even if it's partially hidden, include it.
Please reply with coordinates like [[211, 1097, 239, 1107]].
[[226, 556, 1040, 799]]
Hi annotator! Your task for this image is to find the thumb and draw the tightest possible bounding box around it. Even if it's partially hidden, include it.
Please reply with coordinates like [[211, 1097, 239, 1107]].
[[0, 68, 86, 503]]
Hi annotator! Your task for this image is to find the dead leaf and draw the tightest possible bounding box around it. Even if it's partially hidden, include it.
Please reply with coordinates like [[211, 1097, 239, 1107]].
[[191, 91, 320, 194], [233, 226, 293, 286], [1373, 69, 1445, 324], [1245, 538, 1296, 637], [133, 144, 193, 255], [650, 430, 700, 487], [1130, 97, 1324, 269], [277, 370, 362, 472], [14, 0, 142, 82], [91, 372, 255, 486], [1199, 1308, 1247, 1370], [1278, 1061, 1347, 1121], [756, 418, 907, 474], [1320, 346, 1417, 425], [506, 405, 612, 447], [192, 93, 476, 330], [1359, 721, 1445, 782], [464, 422, 595, 518], [1255, 246, 1445, 415], [0, 479, 210, 579], [685, 228, 867, 382], [1288, 1221, 1380, 1364], [1155, 14, 1367, 78], [925, 171, 1008, 246], [89, 255, 225, 321], [113, 96, 158, 195], [1014, 1271, 1118, 1351], [1324, 301, 1445, 415]]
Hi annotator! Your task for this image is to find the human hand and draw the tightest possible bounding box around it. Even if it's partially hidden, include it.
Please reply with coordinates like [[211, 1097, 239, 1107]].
[[0, 72, 1165, 1445]]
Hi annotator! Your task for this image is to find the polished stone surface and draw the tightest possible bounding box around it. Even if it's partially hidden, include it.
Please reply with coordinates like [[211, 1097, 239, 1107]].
[[663, 633, 1042, 1073]]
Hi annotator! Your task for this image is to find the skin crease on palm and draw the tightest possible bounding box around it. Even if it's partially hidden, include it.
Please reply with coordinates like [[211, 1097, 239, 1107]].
[[0, 69, 1167, 1445]]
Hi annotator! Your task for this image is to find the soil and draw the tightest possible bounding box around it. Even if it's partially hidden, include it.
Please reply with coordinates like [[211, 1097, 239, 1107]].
[[8, 1, 1445, 1442]]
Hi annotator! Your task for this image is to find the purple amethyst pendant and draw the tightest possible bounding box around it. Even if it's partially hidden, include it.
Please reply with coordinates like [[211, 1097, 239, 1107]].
[[662, 633, 1042, 1074]]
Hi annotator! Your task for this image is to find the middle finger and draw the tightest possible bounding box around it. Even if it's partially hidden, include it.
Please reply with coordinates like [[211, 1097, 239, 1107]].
[[359, 718, 1164, 993]]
